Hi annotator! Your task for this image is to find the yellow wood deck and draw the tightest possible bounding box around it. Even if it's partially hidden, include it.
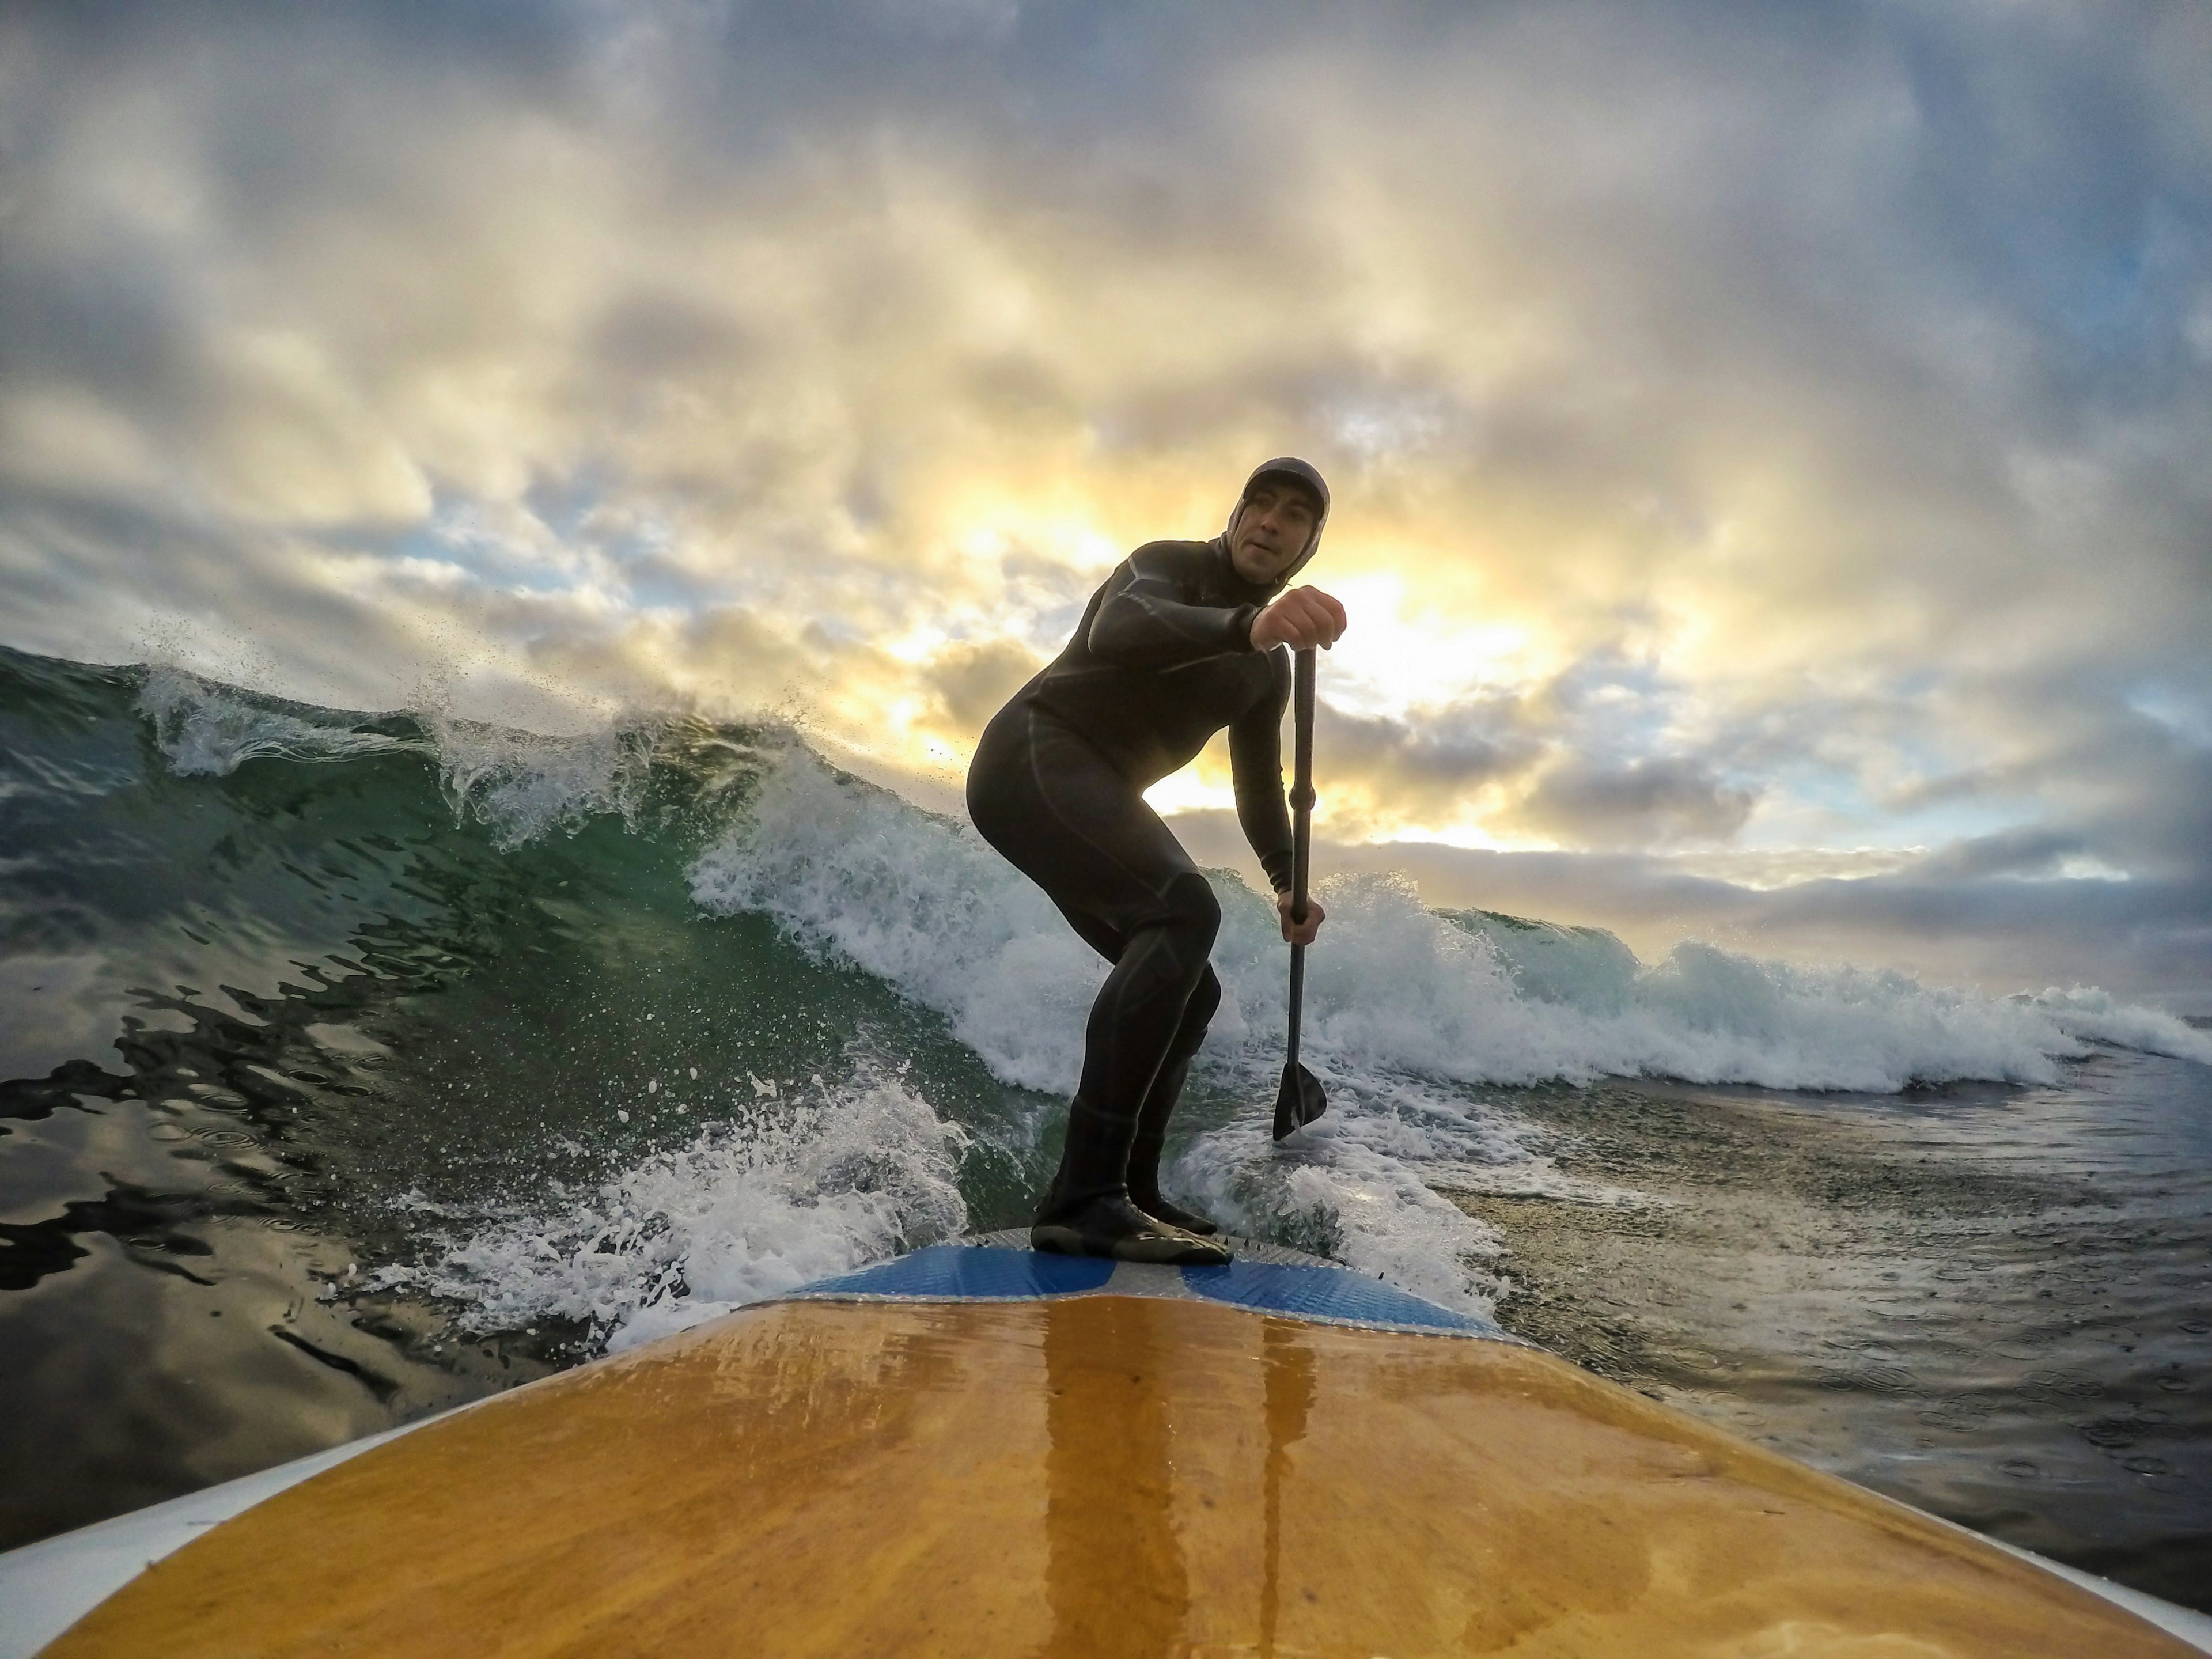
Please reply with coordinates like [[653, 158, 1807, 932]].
[[41, 1294, 2195, 1657]]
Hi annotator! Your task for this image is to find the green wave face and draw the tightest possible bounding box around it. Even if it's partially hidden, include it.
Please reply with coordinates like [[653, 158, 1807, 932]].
[[0, 648, 1039, 1399]]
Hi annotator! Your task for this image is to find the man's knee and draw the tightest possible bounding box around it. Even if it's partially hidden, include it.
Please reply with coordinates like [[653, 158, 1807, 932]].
[[1175, 965, 1222, 1053], [1189, 964, 1221, 1024], [1163, 871, 1221, 949]]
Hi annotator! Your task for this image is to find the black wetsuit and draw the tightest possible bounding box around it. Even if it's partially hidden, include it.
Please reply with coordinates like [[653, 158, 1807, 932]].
[[965, 536, 1297, 1217]]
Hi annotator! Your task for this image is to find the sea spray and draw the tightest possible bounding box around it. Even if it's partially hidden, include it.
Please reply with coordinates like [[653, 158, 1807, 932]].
[[1177, 1112, 1510, 1315], [2012, 985, 2212, 1063], [389, 1065, 971, 1353], [424, 715, 666, 848]]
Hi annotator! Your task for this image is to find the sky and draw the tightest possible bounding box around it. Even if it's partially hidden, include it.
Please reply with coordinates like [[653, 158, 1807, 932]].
[[2, 1, 2209, 1006]]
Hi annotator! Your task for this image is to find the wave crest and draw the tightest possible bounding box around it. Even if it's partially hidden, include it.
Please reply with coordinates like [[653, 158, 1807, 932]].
[[139, 666, 419, 776], [692, 744, 2212, 1092]]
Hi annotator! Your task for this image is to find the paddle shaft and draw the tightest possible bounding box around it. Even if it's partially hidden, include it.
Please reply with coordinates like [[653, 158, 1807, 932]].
[[1285, 646, 1316, 1070]]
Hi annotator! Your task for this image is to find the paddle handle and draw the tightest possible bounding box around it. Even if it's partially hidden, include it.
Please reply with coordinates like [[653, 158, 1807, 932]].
[[1290, 647, 1315, 920], [1285, 647, 1316, 1068]]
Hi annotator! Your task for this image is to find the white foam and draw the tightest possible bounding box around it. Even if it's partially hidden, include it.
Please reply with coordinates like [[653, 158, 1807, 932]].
[[2017, 985, 2212, 1065], [394, 1067, 969, 1352]]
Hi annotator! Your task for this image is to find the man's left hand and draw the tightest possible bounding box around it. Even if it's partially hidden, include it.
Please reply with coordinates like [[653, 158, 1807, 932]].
[[1277, 891, 1325, 947]]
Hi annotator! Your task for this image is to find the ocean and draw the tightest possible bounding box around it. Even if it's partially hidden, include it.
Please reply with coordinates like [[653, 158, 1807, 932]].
[[2, 642, 2206, 1609]]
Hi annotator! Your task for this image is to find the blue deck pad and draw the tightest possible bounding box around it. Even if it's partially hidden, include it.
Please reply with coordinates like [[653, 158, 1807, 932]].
[[1179, 1262, 1508, 1339], [783, 1245, 1116, 1302], [780, 1245, 1513, 1342]]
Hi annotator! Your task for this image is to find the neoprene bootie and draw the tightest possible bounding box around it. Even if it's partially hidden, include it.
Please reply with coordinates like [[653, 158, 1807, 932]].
[[1125, 1047, 1223, 1236], [1031, 1190, 1231, 1267], [1133, 1191, 1222, 1237], [1125, 1149, 1222, 1237]]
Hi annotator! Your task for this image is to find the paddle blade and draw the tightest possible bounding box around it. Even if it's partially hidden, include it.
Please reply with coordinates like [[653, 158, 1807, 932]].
[[1272, 1061, 1328, 1141]]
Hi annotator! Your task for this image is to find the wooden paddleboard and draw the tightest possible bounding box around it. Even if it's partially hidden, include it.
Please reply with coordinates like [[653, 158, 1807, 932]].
[[5, 1239, 2207, 1657]]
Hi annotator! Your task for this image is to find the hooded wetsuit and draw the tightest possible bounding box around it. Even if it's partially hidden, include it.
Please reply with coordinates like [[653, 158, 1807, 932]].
[[965, 459, 1330, 1225]]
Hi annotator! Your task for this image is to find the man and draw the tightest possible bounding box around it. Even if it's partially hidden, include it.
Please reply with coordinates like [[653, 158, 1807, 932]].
[[966, 458, 1349, 1265]]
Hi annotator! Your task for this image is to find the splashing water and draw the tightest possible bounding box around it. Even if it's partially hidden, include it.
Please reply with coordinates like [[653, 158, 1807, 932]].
[[387, 1066, 970, 1352]]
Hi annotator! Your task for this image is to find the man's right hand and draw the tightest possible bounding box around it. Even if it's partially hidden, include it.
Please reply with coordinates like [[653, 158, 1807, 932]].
[[1250, 585, 1347, 652], [1277, 890, 1326, 947]]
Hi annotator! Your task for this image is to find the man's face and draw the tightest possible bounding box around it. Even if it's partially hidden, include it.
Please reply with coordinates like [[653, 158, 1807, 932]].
[[1229, 480, 1321, 585]]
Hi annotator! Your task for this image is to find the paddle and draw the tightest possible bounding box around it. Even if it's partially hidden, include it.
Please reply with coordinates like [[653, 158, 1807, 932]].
[[1272, 646, 1328, 1141]]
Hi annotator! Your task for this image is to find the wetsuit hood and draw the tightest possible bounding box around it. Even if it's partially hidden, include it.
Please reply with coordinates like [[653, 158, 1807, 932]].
[[1224, 456, 1330, 594]]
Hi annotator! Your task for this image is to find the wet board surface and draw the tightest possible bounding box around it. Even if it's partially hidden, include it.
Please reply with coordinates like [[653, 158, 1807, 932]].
[[20, 1245, 2211, 1658]]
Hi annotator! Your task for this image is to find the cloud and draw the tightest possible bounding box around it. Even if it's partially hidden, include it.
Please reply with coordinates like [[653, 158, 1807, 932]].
[[922, 637, 1043, 732], [1908, 826, 2090, 883], [1306, 698, 1543, 828], [1509, 755, 1759, 849]]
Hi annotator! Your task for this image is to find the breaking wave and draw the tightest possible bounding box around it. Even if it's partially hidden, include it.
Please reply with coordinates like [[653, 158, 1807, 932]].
[[20, 649, 2202, 1347], [689, 741, 2211, 1094]]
